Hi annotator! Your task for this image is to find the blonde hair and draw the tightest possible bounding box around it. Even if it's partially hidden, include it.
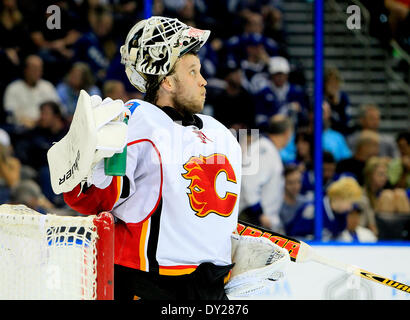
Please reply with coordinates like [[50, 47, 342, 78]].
[[103, 80, 122, 97], [363, 156, 389, 208], [326, 177, 362, 201], [324, 67, 342, 83], [67, 62, 95, 90]]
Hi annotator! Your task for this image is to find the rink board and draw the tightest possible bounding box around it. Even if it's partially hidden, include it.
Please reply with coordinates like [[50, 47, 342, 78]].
[[246, 243, 410, 300]]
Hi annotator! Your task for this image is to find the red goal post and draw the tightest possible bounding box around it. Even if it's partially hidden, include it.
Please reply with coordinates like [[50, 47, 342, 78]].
[[94, 211, 115, 300], [0, 205, 114, 300]]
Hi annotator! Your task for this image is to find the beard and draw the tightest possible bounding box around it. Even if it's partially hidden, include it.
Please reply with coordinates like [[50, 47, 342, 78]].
[[172, 81, 205, 116]]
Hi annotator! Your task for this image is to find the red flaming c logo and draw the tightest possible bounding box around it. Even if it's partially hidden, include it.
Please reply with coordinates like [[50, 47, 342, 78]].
[[182, 154, 238, 218]]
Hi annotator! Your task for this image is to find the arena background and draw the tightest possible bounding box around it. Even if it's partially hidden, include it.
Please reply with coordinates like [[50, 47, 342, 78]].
[[0, 0, 409, 300]]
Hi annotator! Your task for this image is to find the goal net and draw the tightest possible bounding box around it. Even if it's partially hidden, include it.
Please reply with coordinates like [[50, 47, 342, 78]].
[[0, 204, 114, 300]]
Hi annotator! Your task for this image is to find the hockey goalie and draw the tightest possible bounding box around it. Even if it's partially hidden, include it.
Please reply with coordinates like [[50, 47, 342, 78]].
[[47, 16, 290, 300]]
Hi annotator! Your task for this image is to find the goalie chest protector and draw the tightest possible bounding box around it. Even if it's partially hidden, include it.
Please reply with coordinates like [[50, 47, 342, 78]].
[[112, 100, 242, 275]]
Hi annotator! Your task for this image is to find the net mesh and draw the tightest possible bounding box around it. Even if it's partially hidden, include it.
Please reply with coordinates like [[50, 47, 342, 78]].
[[0, 204, 99, 300]]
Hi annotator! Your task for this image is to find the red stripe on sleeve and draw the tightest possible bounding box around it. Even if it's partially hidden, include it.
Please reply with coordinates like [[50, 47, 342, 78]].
[[63, 176, 121, 215]]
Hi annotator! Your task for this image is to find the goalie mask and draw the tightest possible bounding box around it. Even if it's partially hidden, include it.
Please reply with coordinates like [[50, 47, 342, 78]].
[[120, 16, 210, 93]]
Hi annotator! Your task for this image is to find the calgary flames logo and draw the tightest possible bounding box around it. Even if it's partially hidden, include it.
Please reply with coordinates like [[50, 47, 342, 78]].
[[182, 154, 238, 218]]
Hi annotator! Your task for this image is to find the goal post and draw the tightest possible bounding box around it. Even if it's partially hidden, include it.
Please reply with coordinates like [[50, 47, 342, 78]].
[[0, 204, 114, 300], [94, 211, 115, 300]]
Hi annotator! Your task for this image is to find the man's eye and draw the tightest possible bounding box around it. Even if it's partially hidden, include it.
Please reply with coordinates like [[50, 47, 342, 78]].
[[190, 70, 196, 75]]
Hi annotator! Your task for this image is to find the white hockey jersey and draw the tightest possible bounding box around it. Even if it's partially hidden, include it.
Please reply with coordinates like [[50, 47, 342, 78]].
[[65, 99, 242, 276]]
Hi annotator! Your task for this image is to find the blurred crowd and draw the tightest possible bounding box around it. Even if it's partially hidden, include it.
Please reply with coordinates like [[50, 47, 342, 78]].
[[361, 0, 410, 52], [360, 0, 410, 78], [0, 0, 409, 241]]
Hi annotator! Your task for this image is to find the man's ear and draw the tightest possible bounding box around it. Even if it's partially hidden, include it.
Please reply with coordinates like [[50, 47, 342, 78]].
[[160, 76, 175, 93]]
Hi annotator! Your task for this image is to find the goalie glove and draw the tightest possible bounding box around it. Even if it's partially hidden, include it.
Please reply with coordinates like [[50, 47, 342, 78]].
[[224, 234, 290, 298], [47, 90, 130, 194]]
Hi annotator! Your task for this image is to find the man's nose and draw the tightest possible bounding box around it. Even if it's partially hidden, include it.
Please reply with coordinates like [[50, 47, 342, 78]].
[[199, 73, 207, 86]]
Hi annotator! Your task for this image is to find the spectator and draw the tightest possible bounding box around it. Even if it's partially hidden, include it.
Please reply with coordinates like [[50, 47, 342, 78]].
[[57, 62, 101, 120], [336, 130, 380, 185], [286, 129, 314, 195], [279, 125, 312, 166], [384, 0, 410, 38], [371, 0, 410, 52], [0, 0, 27, 61], [3, 54, 60, 130], [228, 0, 286, 45], [152, 0, 165, 16], [388, 131, 410, 189], [326, 178, 363, 224], [223, 12, 279, 94], [28, 0, 82, 83], [14, 101, 68, 206], [17, 101, 68, 168], [322, 151, 341, 191], [0, 127, 55, 211], [239, 115, 293, 232], [192, 1, 238, 40], [197, 40, 220, 80], [361, 0, 410, 52], [253, 56, 309, 129], [336, 205, 378, 242], [237, 32, 274, 94], [10, 178, 54, 213], [103, 79, 128, 101], [285, 177, 364, 240], [279, 132, 296, 164], [322, 100, 352, 162], [208, 64, 255, 130], [110, 0, 142, 41], [224, 11, 279, 65], [355, 192, 379, 238], [299, 150, 342, 197], [262, 1, 287, 51], [162, 0, 220, 81], [287, 101, 351, 164], [0, 0, 30, 121], [279, 165, 313, 232], [347, 104, 399, 159], [0, 128, 20, 203], [360, 0, 393, 48], [364, 156, 410, 215], [324, 67, 352, 135], [163, 0, 199, 26], [294, 129, 313, 170], [105, 51, 143, 99], [72, 5, 116, 85]]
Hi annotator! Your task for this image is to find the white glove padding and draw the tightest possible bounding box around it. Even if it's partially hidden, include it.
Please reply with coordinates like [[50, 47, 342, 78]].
[[225, 234, 290, 298], [47, 90, 130, 194]]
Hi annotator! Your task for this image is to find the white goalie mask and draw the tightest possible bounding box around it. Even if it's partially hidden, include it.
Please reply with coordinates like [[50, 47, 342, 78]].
[[120, 16, 210, 93]]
